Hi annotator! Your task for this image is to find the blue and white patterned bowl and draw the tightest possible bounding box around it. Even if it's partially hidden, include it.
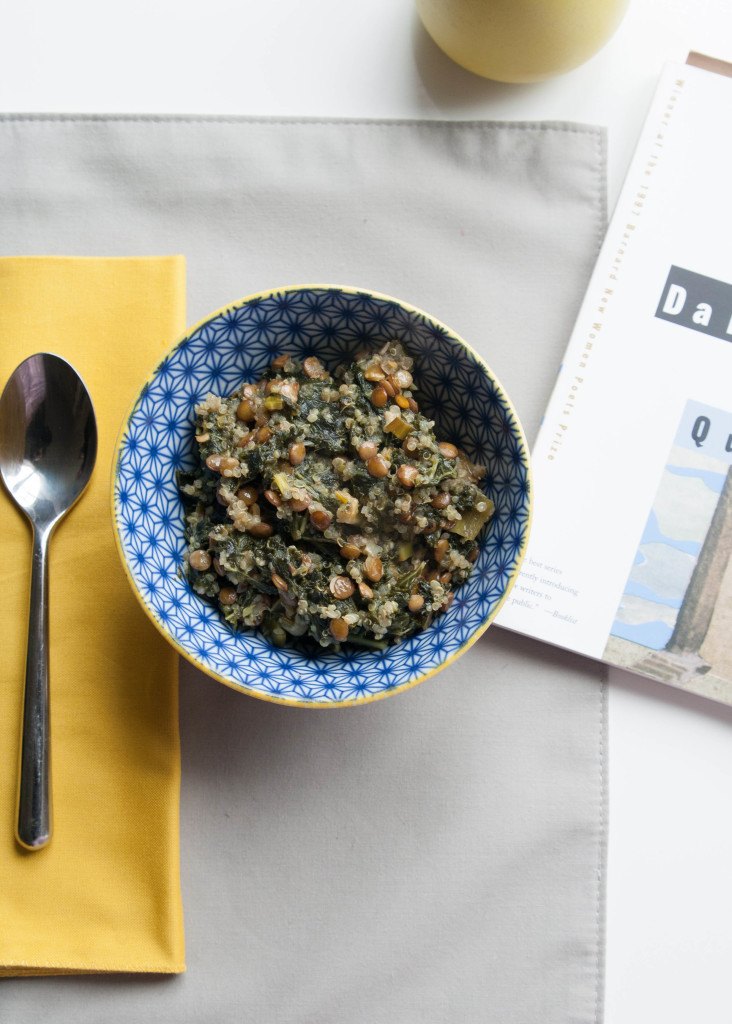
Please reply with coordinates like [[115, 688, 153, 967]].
[[112, 286, 531, 707]]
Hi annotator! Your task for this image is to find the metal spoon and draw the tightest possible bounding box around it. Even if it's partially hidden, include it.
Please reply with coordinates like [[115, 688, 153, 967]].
[[0, 353, 97, 850]]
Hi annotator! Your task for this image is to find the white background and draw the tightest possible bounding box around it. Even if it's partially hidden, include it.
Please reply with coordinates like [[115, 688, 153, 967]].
[[3, 1, 732, 1019]]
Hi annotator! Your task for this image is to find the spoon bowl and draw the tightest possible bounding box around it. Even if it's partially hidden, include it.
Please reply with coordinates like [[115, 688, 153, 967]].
[[0, 353, 97, 849]]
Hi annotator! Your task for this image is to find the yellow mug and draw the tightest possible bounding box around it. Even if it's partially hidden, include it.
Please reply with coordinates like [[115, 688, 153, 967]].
[[415, 0, 630, 83]]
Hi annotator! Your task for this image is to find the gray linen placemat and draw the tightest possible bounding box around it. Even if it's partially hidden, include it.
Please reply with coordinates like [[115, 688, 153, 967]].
[[0, 114, 607, 1023]]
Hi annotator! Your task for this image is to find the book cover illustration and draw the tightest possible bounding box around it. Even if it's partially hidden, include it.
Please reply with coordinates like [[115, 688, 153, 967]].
[[606, 400, 732, 701]]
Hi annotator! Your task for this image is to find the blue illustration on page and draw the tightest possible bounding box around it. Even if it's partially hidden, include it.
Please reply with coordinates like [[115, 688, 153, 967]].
[[611, 400, 732, 650]]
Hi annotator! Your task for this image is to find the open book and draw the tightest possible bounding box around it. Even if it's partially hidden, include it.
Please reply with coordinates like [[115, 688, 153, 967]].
[[496, 53, 732, 705]]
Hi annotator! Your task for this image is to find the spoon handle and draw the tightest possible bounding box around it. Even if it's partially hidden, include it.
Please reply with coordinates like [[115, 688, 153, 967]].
[[16, 524, 52, 850]]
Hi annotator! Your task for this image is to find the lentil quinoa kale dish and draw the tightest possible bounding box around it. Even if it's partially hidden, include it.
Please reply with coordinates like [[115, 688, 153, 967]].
[[178, 342, 494, 650]]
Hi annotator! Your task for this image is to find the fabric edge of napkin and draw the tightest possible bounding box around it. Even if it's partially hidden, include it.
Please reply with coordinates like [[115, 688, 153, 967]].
[[0, 110, 604, 140], [590, 125, 610, 1024]]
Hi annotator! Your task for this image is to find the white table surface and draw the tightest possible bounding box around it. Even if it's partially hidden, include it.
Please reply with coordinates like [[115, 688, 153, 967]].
[[3, 2, 732, 1020]]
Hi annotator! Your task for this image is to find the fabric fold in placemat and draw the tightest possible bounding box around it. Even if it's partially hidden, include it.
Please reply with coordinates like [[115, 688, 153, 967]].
[[0, 116, 606, 1021], [0, 256, 186, 975]]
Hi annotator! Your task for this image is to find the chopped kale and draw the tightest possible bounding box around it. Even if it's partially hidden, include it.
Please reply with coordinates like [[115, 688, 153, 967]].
[[179, 343, 492, 649]]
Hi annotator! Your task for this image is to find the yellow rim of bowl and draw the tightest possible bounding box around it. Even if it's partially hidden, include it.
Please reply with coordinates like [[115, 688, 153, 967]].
[[111, 283, 533, 708]]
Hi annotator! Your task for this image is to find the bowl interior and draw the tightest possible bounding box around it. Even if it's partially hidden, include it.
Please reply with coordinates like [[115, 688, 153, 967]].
[[113, 286, 531, 706]]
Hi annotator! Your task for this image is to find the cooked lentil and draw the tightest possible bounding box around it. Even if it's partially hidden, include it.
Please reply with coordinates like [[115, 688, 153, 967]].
[[178, 341, 493, 649]]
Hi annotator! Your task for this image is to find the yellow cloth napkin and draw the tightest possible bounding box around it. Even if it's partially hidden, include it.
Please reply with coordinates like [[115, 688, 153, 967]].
[[0, 257, 186, 975]]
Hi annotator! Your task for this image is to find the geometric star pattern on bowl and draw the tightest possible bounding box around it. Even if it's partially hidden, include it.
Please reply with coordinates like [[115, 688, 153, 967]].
[[112, 285, 531, 706]]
